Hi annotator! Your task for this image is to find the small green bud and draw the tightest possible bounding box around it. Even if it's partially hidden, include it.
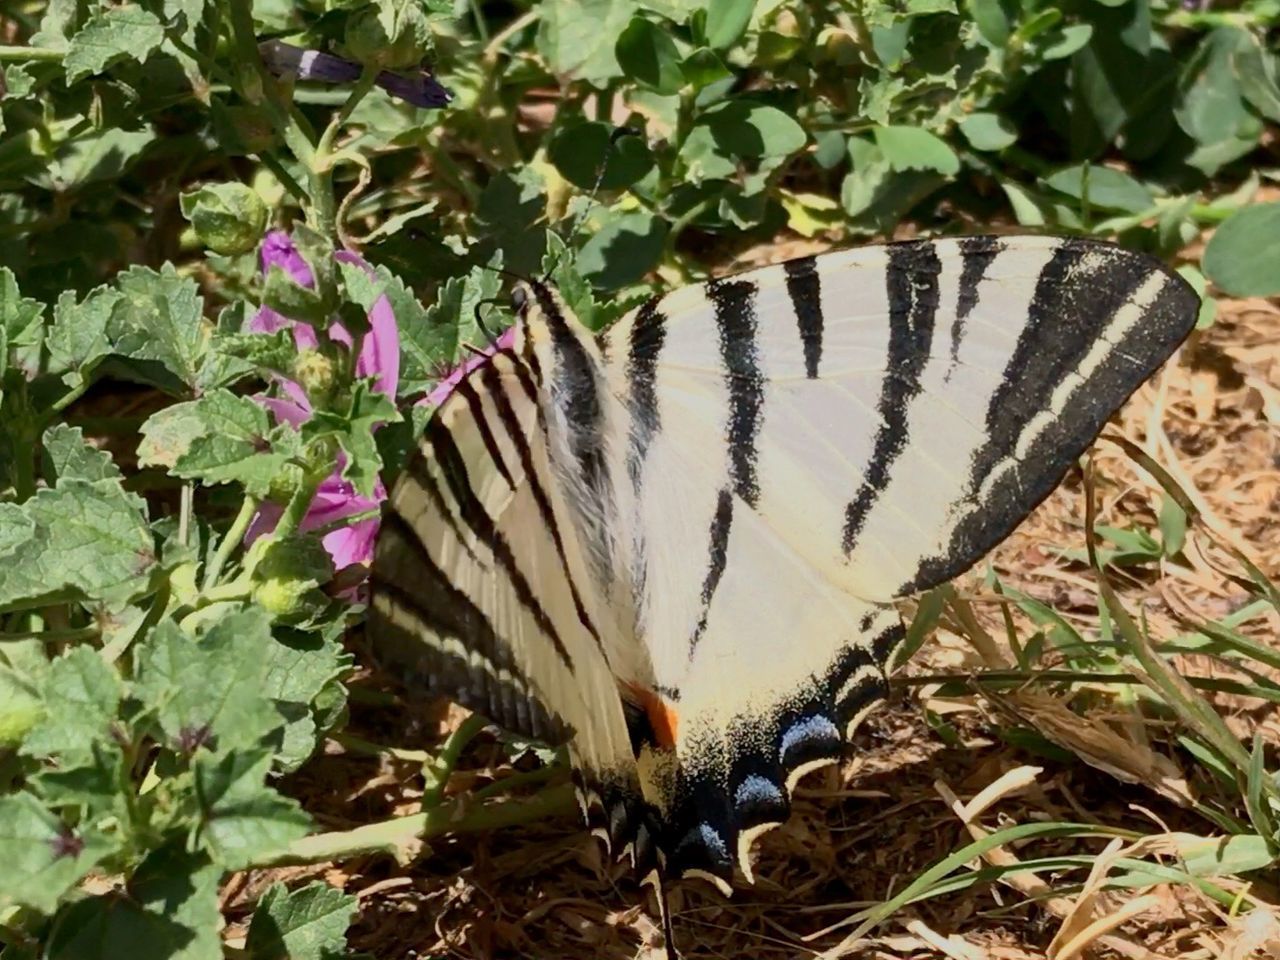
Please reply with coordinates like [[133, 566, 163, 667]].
[[293, 349, 337, 406], [253, 576, 322, 621], [179, 182, 269, 256], [249, 534, 334, 622], [266, 461, 307, 505], [344, 5, 430, 71]]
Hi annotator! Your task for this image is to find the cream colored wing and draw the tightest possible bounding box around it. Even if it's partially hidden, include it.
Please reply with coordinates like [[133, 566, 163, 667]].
[[603, 236, 1199, 882], [369, 350, 640, 836]]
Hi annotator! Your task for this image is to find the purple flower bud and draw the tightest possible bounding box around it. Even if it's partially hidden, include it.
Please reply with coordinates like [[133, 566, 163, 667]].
[[259, 40, 451, 109]]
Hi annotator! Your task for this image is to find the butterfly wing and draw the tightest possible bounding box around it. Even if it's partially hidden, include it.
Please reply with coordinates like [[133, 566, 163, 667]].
[[605, 236, 1199, 881], [370, 350, 640, 829]]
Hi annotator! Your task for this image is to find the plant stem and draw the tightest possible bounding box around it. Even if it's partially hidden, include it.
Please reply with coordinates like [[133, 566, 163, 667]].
[[272, 470, 324, 542], [263, 783, 575, 867], [202, 496, 259, 590], [0, 626, 99, 643], [422, 714, 488, 806], [309, 507, 380, 537], [0, 46, 64, 62]]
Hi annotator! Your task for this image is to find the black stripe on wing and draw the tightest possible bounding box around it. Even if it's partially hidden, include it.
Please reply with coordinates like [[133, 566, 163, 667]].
[[687, 487, 733, 658], [902, 238, 1199, 594], [626, 296, 667, 491], [708, 277, 765, 508], [843, 240, 942, 554], [371, 512, 569, 744], [947, 236, 1003, 379], [424, 417, 576, 671], [477, 360, 606, 651], [783, 256, 824, 379]]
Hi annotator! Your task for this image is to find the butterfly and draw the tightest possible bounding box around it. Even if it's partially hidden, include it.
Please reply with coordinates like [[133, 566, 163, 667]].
[[368, 235, 1197, 916]]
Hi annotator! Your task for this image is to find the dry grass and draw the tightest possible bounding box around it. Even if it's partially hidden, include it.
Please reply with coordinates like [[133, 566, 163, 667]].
[[220, 279, 1280, 960]]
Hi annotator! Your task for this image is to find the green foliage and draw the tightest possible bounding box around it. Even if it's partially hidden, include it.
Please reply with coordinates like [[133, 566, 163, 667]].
[[0, 0, 1275, 954]]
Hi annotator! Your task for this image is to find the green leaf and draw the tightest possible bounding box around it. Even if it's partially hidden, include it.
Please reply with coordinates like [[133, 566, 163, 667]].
[[0, 267, 43, 349], [193, 748, 311, 870], [1043, 163, 1152, 213], [164, 390, 303, 497], [64, 5, 165, 83], [541, 233, 599, 329], [246, 882, 358, 960], [1001, 180, 1048, 226], [616, 17, 684, 94], [1234, 30, 1280, 123], [969, 0, 1010, 45], [679, 47, 733, 88], [136, 400, 210, 471], [1202, 202, 1280, 297], [42, 424, 121, 484], [548, 120, 655, 191], [704, 0, 755, 49], [50, 127, 155, 188], [45, 286, 121, 385], [376, 267, 451, 399], [0, 792, 112, 914], [577, 211, 668, 290], [873, 125, 960, 175], [958, 112, 1017, 151], [45, 847, 222, 960], [1175, 28, 1250, 147], [21, 647, 122, 763], [536, 0, 636, 85], [702, 101, 807, 158], [134, 611, 280, 755], [0, 480, 155, 611], [263, 265, 329, 329], [1041, 23, 1093, 60], [301, 381, 399, 498], [261, 626, 350, 771], [677, 125, 738, 182], [3, 64, 37, 100], [110, 264, 209, 393]]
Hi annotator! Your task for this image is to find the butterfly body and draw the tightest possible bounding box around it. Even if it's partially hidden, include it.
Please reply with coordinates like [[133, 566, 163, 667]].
[[370, 235, 1198, 889]]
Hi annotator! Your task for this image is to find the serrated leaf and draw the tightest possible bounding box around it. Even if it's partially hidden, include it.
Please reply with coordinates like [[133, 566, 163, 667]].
[[45, 286, 121, 385], [541, 234, 598, 329], [64, 5, 165, 83], [873, 125, 960, 175], [246, 881, 358, 960], [134, 611, 279, 755], [0, 267, 43, 346], [31, 743, 127, 816], [21, 647, 122, 762], [262, 627, 350, 771], [0, 792, 113, 914], [3, 64, 36, 99], [109, 264, 209, 393], [300, 381, 399, 498], [45, 846, 222, 960], [379, 266, 453, 399], [0, 480, 155, 610], [193, 749, 311, 869], [42, 424, 121, 483], [166, 390, 302, 497], [137, 400, 210, 470]]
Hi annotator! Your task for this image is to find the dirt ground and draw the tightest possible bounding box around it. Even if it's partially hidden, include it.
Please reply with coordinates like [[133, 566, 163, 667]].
[[216, 266, 1279, 960]]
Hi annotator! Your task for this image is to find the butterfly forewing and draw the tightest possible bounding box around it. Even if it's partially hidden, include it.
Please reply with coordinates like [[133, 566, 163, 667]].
[[369, 350, 639, 812]]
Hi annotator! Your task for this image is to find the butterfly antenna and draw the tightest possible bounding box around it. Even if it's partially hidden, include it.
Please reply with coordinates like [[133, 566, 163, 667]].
[[472, 296, 504, 348], [542, 126, 639, 284]]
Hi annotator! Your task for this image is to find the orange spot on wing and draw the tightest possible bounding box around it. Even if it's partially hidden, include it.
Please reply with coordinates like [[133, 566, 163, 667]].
[[624, 683, 680, 750]]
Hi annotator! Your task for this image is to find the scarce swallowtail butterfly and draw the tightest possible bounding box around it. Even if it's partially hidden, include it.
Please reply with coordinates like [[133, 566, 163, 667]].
[[369, 235, 1198, 901]]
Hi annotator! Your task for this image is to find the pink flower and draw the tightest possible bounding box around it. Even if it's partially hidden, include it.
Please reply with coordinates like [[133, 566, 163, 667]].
[[248, 230, 397, 577]]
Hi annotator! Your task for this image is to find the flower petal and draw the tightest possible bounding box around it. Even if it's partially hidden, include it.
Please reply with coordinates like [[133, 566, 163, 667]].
[[335, 250, 401, 399], [260, 230, 315, 288]]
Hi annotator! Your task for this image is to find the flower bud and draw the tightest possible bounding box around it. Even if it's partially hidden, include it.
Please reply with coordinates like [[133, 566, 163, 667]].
[[179, 182, 268, 256], [344, 5, 430, 71], [293, 348, 337, 405], [249, 534, 334, 622]]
